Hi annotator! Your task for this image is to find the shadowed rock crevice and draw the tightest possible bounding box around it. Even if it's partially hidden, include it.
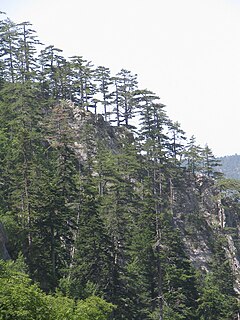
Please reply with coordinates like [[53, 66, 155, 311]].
[[0, 222, 10, 260]]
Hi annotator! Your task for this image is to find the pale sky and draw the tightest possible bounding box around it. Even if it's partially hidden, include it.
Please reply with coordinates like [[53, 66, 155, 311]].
[[1, 0, 240, 156]]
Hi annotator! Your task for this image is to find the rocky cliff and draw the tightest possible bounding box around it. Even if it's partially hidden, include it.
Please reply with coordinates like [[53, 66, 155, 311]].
[[68, 103, 240, 295], [173, 174, 240, 293], [0, 103, 240, 308], [70, 103, 240, 295]]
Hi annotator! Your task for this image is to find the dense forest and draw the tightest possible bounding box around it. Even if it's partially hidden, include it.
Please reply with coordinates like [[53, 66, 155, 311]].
[[0, 13, 240, 319]]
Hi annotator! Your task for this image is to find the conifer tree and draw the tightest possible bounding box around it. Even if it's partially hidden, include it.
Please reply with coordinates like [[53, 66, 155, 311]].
[[167, 120, 186, 163], [70, 56, 96, 110], [38, 45, 66, 100], [112, 69, 138, 128], [16, 21, 41, 82], [66, 176, 114, 300], [0, 14, 239, 320], [61, 115, 115, 303], [94, 66, 114, 121], [94, 129, 142, 319], [183, 135, 203, 176], [135, 93, 167, 319], [0, 80, 43, 249], [201, 144, 222, 178], [197, 236, 238, 319], [0, 16, 19, 83], [36, 101, 78, 289]]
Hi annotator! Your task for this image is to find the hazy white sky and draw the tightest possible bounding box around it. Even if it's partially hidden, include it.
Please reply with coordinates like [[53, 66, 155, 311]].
[[1, 0, 240, 156]]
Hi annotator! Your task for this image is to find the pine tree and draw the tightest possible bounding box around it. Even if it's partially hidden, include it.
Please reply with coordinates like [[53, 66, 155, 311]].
[[94, 66, 114, 121], [197, 237, 238, 319], [15, 21, 42, 82], [61, 114, 115, 303], [38, 45, 67, 101], [167, 120, 186, 163], [34, 100, 78, 290], [0, 14, 239, 320], [0, 80, 44, 254], [112, 69, 138, 128], [201, 144, 222, 178], [70, 56, 96, 110], [183, 135, 203, 176], [66, 177, 114, 300], [0, 16, 19, 83], [95, 131, 141, 319]]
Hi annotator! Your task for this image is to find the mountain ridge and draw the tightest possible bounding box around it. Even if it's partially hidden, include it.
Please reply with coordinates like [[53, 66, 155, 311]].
[[218, 154, 240, 180]]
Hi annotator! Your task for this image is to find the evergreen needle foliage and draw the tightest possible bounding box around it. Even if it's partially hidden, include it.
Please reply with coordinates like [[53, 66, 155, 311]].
[[0, 12, 239, 320]]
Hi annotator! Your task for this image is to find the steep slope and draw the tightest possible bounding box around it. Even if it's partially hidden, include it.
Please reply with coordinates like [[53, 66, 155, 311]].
[[0, 98, 239, 319], [173, 175, 240, 293], [70, 102, 240, 298], [0, 13, 239, 318]]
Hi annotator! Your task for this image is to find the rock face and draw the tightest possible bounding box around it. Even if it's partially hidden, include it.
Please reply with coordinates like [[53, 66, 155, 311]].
[[0, 222, 10, 260], [70, 103, 240, 293], [173, 175, 240, 293]]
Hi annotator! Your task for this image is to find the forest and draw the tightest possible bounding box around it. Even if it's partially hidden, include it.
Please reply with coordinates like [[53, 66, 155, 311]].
[[218, 154, 240, 180], [0, 13, 240, 319]]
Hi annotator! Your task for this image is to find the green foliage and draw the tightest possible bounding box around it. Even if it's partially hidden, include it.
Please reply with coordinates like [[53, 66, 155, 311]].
[[67, 180, 113, 300], [0, 12, 239, 320], [0, 260, 51, 319], [0, 260, 115, 320], [45, 293, 76, 320], [201, 145, 223, 179], [74, 296, 115, 320], [197, 274, 238, 320], [183, 135, 203, 175]]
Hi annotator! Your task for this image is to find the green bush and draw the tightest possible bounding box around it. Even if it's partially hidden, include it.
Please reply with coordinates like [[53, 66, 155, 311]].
[[0, 260, 115, 320]]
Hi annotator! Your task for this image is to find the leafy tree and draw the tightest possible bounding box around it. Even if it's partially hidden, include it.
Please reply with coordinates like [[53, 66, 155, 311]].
[[0, 259, 51, 319], [0, 259, 115, 320], [0, 13, 238, 320], [74, 296, 115, 320]]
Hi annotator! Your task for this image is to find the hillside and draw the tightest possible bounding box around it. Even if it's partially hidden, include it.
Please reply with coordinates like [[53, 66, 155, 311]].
[[0, 14, 240, 320], [218, 154, 240, 180]]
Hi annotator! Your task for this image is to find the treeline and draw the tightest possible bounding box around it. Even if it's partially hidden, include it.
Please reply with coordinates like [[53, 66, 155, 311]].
[[0, 13, 239, 319]]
